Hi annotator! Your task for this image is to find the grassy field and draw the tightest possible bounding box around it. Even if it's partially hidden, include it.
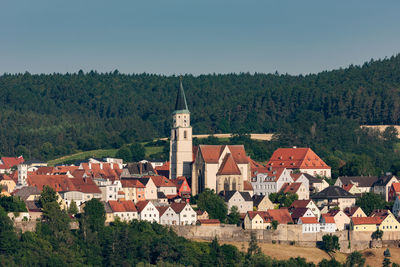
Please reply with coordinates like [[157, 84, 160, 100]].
[[219, 241, 400, 266], [47, 143, 165, 166]]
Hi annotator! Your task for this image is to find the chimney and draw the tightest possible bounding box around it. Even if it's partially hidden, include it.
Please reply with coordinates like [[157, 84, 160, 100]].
[[88, 162, 91, 169], [293, 146, 297, 149], [110, 163, 113, 170]]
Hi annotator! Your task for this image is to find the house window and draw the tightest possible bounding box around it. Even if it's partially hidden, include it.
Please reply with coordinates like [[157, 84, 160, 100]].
[[184, 131, 187, 139]]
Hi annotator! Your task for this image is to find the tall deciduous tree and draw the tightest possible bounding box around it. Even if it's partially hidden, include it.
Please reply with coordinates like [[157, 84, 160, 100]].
[[197, 189, 227, 222]]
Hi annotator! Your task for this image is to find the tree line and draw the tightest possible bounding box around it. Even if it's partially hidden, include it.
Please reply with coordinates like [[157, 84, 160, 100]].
[[1, 55, 400, 177]]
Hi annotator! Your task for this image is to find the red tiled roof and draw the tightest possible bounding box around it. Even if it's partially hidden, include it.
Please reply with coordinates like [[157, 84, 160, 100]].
[[198, 145, 249, 164], [147, 176, 176, 187], [53, 166, 79, 174], [281, 182, 302, 194], [0, 174, 13, 181], [108, 200, 137, 213], [290, 200, 311, 209], [266, 209, 293, 224], [243, 181, 253, 191], [392, 183, 400, 193], [217, 153, 241, 175], [290, 173, 303, 181], [0, 156, 24, 170], [70, 177, 101, 194], [267, 148, 330, 169], [170, 202, 187, 213], [247, 211, 269, 222], [121, 179, 145, 188], [299, 217, 318, 224], [321, 215, 335, 223], [156, 206, 170, 216], [36, 166, 54, 175], [342, 184, 354, 192], [197, 219, 220, 225], [28, 174, 75, 192], [352, 217, 383, 225], [80, 162, 122, 181], [344, 206, 361, 217], [155, 161, 169, 171], [135, 200, 150, 213]]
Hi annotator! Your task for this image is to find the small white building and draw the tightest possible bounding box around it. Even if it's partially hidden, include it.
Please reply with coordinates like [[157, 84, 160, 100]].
[[136, 200, 159, 223], [220, 190, 253, 214], [320, 215, 337, 232], [158, 206, 179, 225], [251, 168, 293, 197], [171, 202, 197, 225], [298, 217, 320, 233], [108, 200, 138, 222]]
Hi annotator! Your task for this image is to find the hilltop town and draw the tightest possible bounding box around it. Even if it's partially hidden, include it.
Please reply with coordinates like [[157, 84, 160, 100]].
[[1, 81, 400, 263]]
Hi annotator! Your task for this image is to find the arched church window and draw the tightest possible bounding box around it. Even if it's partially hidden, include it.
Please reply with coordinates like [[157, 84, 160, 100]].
[[172, 130, 175, 140], [232, 179, 237, 191], [224, 179, 229, 191], [184, 130, 187, 139]]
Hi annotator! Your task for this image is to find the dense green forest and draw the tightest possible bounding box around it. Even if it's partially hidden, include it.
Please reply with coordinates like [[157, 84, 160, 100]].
[[1, 54, 400, 177]]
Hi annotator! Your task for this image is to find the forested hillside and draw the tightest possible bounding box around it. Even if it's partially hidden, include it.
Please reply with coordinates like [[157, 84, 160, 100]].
[[1, 55, 400, 164]]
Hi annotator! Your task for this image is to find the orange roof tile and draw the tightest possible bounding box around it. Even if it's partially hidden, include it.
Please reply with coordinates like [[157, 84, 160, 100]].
[[170, 202, 187, 213], [290, 200, 312, 209], [135, 200, 150, 213], [217, 153, 241, 175], [198, 145, 249, 164], [342, 184, 354, 192], [197, 219, 220, 225], [0, 156, 24, 169], [28, 174, 76, 192], [299, 217, 318, 224], [352, 217, 383, 225], [121, 179, 145, 188], [321, 215, 335, 223], [282, 182, 302, 194], [267, 148, 330, 169], [247, 211, 269, 222], [156, 206, 170, 216], [243, 181, 253, 191], [121, 200, 137, 212], [392, 183, 400, 193], [147, 176, 176, 187], [266, 209, 293, 224]]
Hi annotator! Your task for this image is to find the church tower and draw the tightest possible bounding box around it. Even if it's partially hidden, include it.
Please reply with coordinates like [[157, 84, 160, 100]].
[[170, 78, 192, 179]]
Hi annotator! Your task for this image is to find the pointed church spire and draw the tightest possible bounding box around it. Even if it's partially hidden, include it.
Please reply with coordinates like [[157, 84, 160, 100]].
[[174, 76, 189, 113]]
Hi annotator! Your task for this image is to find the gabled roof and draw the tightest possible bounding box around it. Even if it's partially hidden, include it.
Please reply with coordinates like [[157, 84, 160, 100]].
[[170, 202, 187, 213], [246, 211, 268, 222], [198, 145, 249, 164], [321, 215, 335, 223], [121, 179, 145, 188], [36, 166, 54, 175], [370, 209, 391, 219], [290, 200, 312, 209], [220, 191, 252, 202], [267, 209, 293, 224], [28, 174, 75, 192], [156, 206, 170, 216], [281, 182, 302, 194], [135, 200, 150, 213], [299, 217, 318, 224], [217, 153, 241, 175], [125, 162, 156, 175], [342, 184, 354, 192], [267, 148, 330, 169], [311, 186, 356, 199], [25, 200, 41, 212], [254, 167, 286, 182], [373, 175, 398, 186], [14, 186, 41, 201], [337, 176, 378, 188], [352, 217, 383, 225], [70, 177, 101, 194], [344, 206, 362, 217], [252, 195, 266, 207], [148, 176, 176, 187], [291, 208, 310, 220], [302, 173, 326, 184], [108, 200, 137, 213], [0, 174, 13, 181], [0, 156, 24, 169]]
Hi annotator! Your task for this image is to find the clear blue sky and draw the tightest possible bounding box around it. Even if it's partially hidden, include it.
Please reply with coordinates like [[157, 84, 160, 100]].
[[1, 0, 400, 75]]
